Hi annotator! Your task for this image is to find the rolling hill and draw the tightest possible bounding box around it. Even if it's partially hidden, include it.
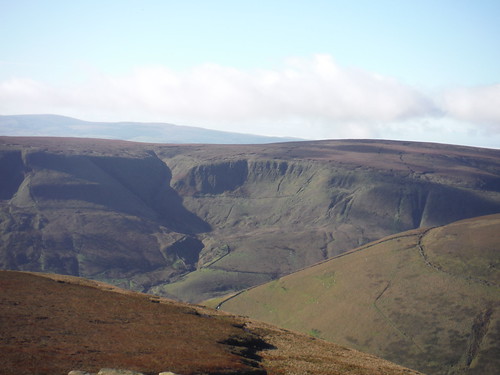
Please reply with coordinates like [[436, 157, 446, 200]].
[[0, 270, 423, 375], [0, 114, 298, 144], [213, 214, 500, 375], [0, 136, 499, 302]]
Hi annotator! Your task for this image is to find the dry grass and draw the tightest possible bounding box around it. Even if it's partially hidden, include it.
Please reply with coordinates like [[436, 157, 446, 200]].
[[0, 270, 422, 375], [245, 320, 422, 375], [0, 271, 255, 375], [219, 215, 500, 375]]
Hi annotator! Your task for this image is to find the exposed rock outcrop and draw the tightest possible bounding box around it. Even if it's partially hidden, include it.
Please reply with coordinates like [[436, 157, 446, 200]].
[[1, 137, 499, 302], [68, 369, 180, 375]]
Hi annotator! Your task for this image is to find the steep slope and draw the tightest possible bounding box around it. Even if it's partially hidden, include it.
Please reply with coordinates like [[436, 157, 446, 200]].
[[1, 136, 500, 302], [0, 270, 423, 375], [0, 138, 209, 293], [151, 140, 500, 301], [215, 214, 500, 375]]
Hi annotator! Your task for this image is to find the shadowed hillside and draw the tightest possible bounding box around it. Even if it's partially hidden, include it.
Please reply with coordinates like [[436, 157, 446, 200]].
[[0, 270, 423, 375], [1, 136, 500, 302], [215, 214, 500, 375]]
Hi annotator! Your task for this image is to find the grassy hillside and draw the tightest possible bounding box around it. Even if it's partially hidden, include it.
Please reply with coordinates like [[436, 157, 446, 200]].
[[0, 270, 423, 375], [216, 214, 500, 375], [1, 136, 500, 302]]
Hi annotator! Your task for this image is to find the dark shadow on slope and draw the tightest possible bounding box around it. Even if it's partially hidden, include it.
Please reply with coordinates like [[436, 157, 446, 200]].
[[89, 153, 211, 234], [0, 150, 25, 200], [176, 160, 249, 195], [420, 184, 500, 227], [219, 330, 276, 375], [165, 236, 205, 270], [24, 151, 210, 234]]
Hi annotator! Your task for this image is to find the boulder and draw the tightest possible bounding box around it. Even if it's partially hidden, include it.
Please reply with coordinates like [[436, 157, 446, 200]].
[[97, 369, 145, 375]]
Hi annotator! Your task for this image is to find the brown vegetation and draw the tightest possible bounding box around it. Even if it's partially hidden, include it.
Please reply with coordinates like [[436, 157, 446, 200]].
[[0, 271, 422, 375]]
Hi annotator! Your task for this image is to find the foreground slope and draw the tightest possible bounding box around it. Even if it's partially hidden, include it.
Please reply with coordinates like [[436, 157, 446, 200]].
[[1, 136, 500, 301], [0, 271, 422, 375], [216, 214, 500, 375]]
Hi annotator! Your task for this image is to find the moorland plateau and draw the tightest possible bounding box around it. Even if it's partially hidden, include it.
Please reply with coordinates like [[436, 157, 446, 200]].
[[1, 136, 499, 302]]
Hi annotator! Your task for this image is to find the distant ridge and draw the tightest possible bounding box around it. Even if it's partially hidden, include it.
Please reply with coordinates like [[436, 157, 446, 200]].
[[0, 114, 301, 144]]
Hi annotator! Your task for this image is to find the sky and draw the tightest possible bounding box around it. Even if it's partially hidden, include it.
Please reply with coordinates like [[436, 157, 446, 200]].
[[1, 0, 499, 148]]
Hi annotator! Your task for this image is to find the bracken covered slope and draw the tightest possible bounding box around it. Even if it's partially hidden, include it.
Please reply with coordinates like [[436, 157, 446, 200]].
[[1, 136, 499, 301], [215, 214, 500, 375], [0, 270, 423, 375]]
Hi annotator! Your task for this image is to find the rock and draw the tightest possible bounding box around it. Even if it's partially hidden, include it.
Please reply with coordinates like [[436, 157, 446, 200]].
[[97, 369, 145, 375], [69, 369, 177, 375]]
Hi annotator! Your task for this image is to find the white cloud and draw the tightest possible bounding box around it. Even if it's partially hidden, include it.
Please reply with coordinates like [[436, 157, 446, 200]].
[[440, 84, 500, 131], [0, 54, 499, 147]]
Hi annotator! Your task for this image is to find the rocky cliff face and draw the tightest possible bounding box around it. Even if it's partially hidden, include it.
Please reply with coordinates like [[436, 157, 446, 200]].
[[0, 142, 207, 292], [1, 137, 499, 301], [153, 146, 500, 301]]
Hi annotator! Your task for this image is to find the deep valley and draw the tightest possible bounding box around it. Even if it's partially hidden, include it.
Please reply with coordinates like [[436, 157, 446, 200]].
[[1, 135, 499, 374]]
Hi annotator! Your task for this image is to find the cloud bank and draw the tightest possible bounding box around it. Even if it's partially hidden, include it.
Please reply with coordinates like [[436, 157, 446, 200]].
[[440, 84, 500, 131], [1, 55, 499, 146]]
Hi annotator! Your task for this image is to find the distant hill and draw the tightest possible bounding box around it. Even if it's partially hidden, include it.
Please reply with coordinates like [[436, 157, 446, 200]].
[[0, 114, 300, 144], [214, 214, 500, 375], [0, 270, 422, 375], [0, 137, 499, 304]]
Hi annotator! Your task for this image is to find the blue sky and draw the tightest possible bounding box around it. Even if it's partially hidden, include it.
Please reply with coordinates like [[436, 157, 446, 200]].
[[1, 0, 499, 147]]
